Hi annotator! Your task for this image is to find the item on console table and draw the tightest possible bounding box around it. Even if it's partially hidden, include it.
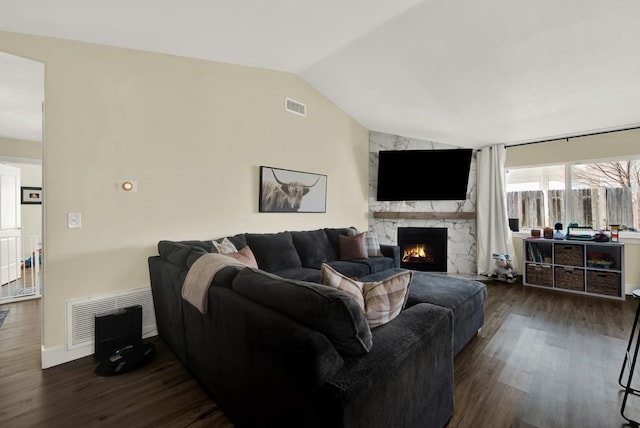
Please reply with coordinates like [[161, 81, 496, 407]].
[[593, 230, 610, 242], [566, 224, 596, 241], [611, 224, 620, 242], [553, 222, 565, 240], [530, 229, 541, 238], [543, 227, 553, 239]]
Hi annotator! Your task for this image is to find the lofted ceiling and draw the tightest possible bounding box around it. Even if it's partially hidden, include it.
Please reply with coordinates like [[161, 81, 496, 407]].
[[1, 0, 640, 148]]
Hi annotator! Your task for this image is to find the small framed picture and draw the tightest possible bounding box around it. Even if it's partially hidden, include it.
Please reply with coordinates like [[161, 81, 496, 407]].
[[21, 187, 43, 205]]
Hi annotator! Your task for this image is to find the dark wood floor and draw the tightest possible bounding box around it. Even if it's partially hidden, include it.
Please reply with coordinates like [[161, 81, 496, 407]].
[[449, 281, 640, 428], [1, 281, 640, 427]]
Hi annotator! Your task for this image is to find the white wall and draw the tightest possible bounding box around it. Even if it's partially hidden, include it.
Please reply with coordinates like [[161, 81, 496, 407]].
[[0, 31, 370, 365]]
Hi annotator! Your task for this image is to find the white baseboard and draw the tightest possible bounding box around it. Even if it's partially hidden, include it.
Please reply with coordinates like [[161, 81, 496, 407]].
[[41, 328, 158, 369]]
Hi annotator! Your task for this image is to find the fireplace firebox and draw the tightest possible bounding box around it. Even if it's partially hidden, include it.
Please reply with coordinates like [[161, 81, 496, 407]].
[[397, 227, 447, 272]]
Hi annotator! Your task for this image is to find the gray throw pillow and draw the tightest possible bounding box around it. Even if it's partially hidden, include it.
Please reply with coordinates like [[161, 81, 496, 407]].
[[245, 232, 302, 272], [291, 229, 337, 267]]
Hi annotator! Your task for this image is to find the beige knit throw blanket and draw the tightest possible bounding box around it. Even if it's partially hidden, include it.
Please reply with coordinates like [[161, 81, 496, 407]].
[[181, 253, 246, 313]]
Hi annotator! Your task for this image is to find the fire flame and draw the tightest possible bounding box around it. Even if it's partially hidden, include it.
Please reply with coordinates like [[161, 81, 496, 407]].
[[402, 244, 433, 263]]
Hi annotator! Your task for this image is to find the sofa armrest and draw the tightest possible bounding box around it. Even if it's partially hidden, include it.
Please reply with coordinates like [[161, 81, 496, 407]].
[[148, 256, 242, 365], [148, 256, 189, 365], [325, 302, 454, 427], [183, 286, 346, 427], [380, 244, 401, 267]]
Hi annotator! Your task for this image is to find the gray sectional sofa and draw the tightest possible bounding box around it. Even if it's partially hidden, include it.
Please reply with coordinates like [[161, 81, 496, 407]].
[[148, 227, 487, 427]]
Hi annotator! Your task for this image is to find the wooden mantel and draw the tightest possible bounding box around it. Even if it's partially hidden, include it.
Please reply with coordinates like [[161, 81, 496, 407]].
[[373, 211, 476, 220]]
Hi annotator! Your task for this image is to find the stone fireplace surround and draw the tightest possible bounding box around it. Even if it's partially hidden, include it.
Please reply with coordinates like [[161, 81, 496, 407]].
[[369, 131, 478, 275]]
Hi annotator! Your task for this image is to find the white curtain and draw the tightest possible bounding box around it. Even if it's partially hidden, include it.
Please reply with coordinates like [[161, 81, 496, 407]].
[[476, 144, 517, 276]]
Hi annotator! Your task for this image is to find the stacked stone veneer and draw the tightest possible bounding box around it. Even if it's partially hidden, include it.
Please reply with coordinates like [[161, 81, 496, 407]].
[[369, 131, 477, 274]]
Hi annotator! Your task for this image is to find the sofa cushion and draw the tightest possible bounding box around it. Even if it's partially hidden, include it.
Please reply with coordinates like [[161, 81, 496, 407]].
[[226, 234, 248, 251], [406, 271, 487, 355], [339, 233, 368, 260], [273, 267, 322, 283], [364, 231, 383, 257], [359, 268, 408, 283], [320, 264, 413, 328], [351, 256, 395, 274], [186, 248, 209, 269], [325, 260, 371, 279], [158, 240, 211, 268], [291, 229, 337, 268], [245, 232, 302, 272], [232, 268, 372, 356]]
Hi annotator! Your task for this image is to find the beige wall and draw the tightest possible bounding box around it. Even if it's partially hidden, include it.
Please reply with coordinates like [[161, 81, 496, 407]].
[[506, 129, 640, 293], [505, 127, 640, 167], [0, 137, 42, 160], [0, 31, 370, 359]]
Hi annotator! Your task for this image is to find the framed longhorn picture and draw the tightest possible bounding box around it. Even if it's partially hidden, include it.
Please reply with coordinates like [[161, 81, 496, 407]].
[[259, 166, 327, 213]]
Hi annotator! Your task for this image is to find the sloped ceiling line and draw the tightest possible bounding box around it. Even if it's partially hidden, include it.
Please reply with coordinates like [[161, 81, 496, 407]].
[[1, 0, 640, 149]]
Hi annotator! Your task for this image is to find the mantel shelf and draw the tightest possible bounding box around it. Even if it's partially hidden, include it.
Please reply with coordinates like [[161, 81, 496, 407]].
[[373, 211, 476, 220]]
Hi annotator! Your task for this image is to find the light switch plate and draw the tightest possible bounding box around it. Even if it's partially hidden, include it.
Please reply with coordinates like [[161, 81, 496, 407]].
[[68, 212, 82, 228]]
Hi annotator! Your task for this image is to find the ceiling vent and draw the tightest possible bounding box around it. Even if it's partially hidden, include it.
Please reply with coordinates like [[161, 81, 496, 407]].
[[285, 97, 306, 117]]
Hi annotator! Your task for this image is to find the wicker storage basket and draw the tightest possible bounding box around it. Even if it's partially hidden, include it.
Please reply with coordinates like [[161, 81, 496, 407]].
[[554, 244, 584, 267], [526, 264, 553, 287], [554, 266, 584, 291], [586, 271, 621, 297]]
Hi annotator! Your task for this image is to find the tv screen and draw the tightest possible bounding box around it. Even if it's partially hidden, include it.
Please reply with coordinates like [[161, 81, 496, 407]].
[[376, 149, 473, 201]]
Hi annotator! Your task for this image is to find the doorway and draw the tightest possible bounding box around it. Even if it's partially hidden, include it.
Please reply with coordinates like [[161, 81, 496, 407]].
[[0, 52, 44, 304]]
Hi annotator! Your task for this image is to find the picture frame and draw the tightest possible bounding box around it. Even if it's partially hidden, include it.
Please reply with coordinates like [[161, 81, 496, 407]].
[[21, 186, 42, 205], [259, 166, 327, 213]]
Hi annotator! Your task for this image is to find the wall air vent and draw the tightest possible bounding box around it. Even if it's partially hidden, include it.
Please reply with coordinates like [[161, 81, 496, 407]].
[[66, 287, 156, 350], [285, 97, 306, 117]]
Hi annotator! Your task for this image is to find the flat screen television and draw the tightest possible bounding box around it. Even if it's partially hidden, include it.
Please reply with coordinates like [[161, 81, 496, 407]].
[[376, 149, 473, 201]]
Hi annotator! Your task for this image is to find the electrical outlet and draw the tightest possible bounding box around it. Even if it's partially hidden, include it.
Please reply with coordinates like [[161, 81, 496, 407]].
[[68, 212, 82, 228]]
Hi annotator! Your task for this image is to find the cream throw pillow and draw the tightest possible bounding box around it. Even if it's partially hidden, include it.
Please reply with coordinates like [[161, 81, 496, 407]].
[[212, 237, 238, 254], [320, 264, 365, 309], [320, 264, 413, 328]]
